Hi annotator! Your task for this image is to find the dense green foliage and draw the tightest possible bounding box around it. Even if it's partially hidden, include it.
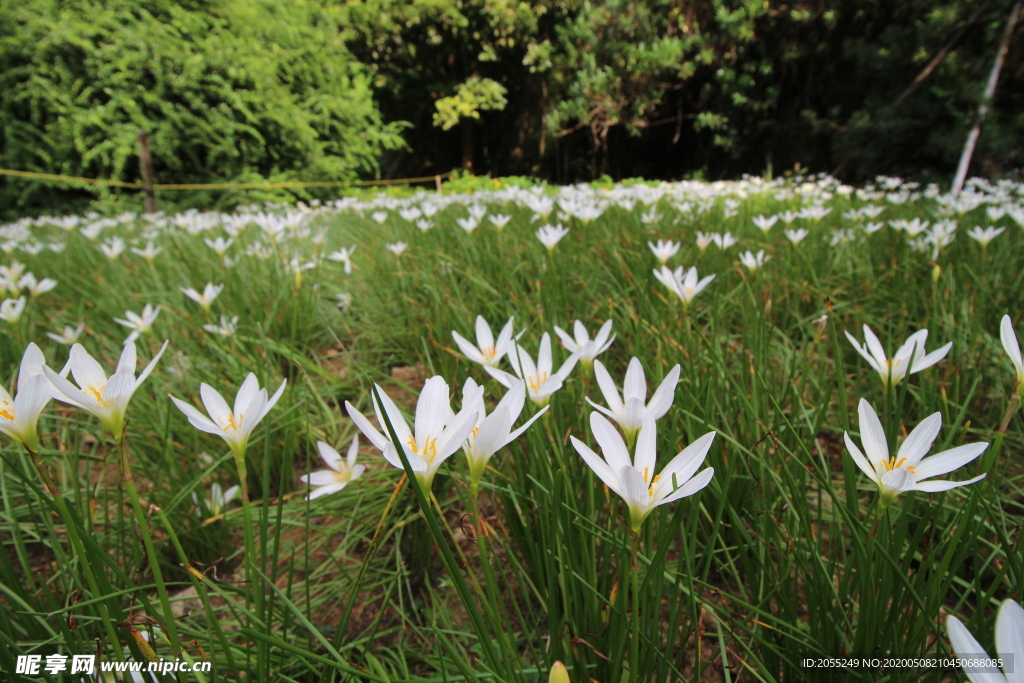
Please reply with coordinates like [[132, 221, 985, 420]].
[[1, 0, 1021, 215]]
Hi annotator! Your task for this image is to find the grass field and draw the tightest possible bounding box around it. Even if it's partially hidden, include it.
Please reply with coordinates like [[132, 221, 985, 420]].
[[1, 173, 1023, 682]]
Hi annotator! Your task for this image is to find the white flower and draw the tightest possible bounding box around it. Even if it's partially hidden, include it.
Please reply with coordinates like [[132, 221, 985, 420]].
[[712, 232, 738, 249], [844, 398, 987, 505], [586, 357, 680, 444], [845, 324, 951, 386], [169, 373, 286, 459], [648, 239, 681, 265], [44, 340, 169, 439], [488, 214, 511, 229], [0, 297, 26, 324], [456, 216, 479, 233], [452, 316, 518, 368], [203, 315, 239, 337], [345, 376, 478, 491], [100, 237, 127, 259], [1000, 315, 1024, 387], [19, 273, 58, 297], [0, 343, 61, 452], [300, 437, 366, 500], [204, 236, 234, 257], [47, 323, 85, 345], [181, 283, 224, 311], [114, 304, 161, 343], [784, 228, 809, 244], [416, 219, 435, 231], [752, 215, 778, 232], [946, 599, 1024, 683], [132, 242, 163, 262], [385, 242, 407, 256], [327, 246, 356, 274], [967, 225, 1005, 246], [536, 224, 569, 250], [552, 319, 615, 369], [191, 482, 240, 518], [695, 232, 714, 251], [653, 266, 715, 305], [739, 250, 769, 270], [371, 211, 389, 224], [484, 333, 579, 407], [335, 292, 353, 312], [459, 378, 548, 485], [571, 412, 715, 531]]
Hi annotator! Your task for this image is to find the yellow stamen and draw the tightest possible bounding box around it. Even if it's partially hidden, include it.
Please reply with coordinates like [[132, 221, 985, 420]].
[[648, 473, 661, 497], [406, 435, 439, 462], [0, 408, 13, 421], [89, 387, 105, 404], [481, 346, 496, 360], [224, 413, 242, 431], [527, 372, 549, 393], [880, 457, 915, 472]]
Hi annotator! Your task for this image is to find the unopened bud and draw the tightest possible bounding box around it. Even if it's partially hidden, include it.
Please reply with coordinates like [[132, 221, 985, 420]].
[[549, 661, 570, 683]]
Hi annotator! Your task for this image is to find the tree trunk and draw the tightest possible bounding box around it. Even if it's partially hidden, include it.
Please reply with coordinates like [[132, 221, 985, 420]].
[[461, 118, 474, 172], [951, 0, 1021, 196]]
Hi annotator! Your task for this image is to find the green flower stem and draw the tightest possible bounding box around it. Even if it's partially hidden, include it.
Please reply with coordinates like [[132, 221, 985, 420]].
[[628, 528, 641, 683], [117, 432, 183, 654], [234, 452, 267, 679]]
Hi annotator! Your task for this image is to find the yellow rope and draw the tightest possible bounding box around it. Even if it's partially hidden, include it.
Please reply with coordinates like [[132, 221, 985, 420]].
[[0, 168, 454, 191]]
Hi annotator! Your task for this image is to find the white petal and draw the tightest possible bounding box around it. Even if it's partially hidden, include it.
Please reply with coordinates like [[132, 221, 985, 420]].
[[1001, 316, 1023, 374], [896, 412, 943, 467], [571, 436, 621, 494], [591, 412, 631, 473], [844, 432, 878, 483], [857, 399, 889, 462], [996, 600, 1024, 683], [913, 442, 988, 480], [946, 616, 1002, 683], [345, 401, 388, 451], [646, 365, 680, 419], [623, 357, 647, 403], [317, 441, 344, 469]]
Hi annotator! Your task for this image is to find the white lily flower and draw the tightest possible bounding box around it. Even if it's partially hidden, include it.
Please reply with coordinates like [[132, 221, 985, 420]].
[[19, 274, 58, 297], [0, 297, 26, 324], [47, 323, 85, 345], [844, 398, 987, 506], [131, 241, 163, 262], [385, 242, 407, 256], [968, 225, 1005, 247], [345, 376, 478, 491], [712, 232, 738, 249], [456, 216, 479, 233], [784, 228, 809, 244], [845, 324, 951, 386], [752, 215, 778, 232], [739, 249, 769, 270], [653, 266, 715, 305], [536, 224, 569, 250], [204, 237, 233, 257], [99, 237, 127, 260], [191, 482, 240, 518], [459, 378, 548, 486], [946, 599, 1024, 683], [203, 315, 239, 337], [452, 316, 518, 368], [553, 319, 615, 370], [571, 412, 715, 531], [695, 232, 714, 252], [114, 304, 161, 343], [1000, 315, 1024, 388], [169, 373, 286, 459], [327, 246, 356, 274], [300, 437, 365, 500], [488, 214, 511, 229], [648, 239, 681, 265], [45, 340, 169, 439], [586, 357, 680, 445], [181, 283, 224, 311], [0, 343, 61, 452], [484, 333, 579, 407]]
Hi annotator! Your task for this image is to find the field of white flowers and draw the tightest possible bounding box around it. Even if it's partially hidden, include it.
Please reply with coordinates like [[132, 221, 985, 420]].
[[1, 174, 1023, 682]]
